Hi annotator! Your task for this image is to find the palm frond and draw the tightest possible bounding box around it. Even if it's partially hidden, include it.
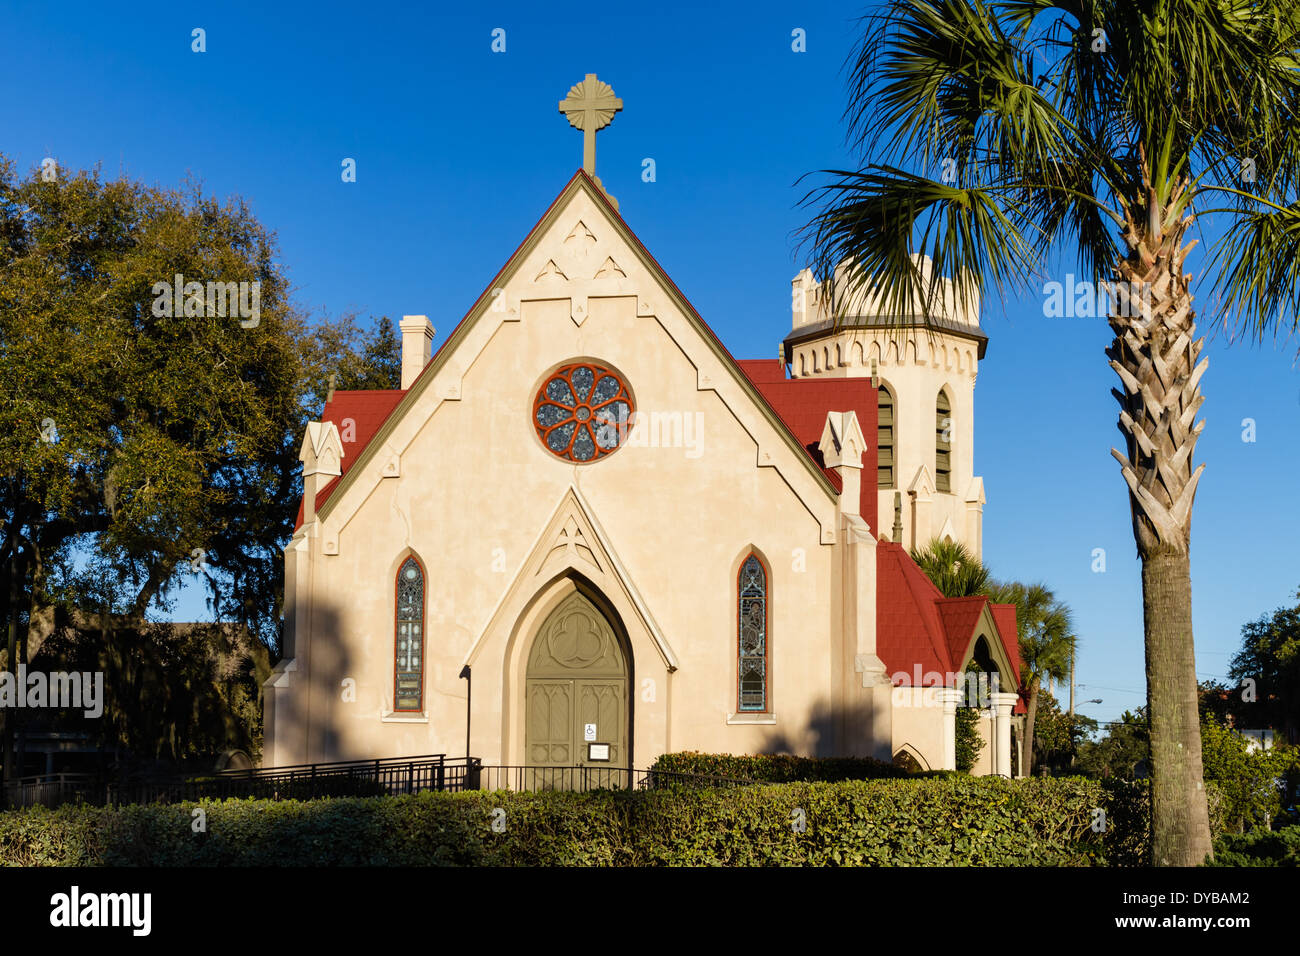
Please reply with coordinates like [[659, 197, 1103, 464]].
[[1206, 197, 1300, 346], [797, 166, 1040, 325], [910, 537, 991, 597], [986, 579, 1076, 685]]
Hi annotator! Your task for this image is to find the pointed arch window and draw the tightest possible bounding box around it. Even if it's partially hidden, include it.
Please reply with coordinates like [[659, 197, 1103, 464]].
[[395, 557, 425, 712], [935, 390, 952, 493], [737, 554, 768, 712], [877, 384, 896, 489]]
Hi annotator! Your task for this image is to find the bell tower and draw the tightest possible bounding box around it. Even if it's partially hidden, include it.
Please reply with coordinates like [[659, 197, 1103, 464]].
[[783, 256, 989, 557]]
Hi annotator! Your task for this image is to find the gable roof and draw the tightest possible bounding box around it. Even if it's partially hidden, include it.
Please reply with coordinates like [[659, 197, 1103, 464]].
[[937, 596, 992, 673], [302, 169, 841, 529], [875, 543, 1020, 694]]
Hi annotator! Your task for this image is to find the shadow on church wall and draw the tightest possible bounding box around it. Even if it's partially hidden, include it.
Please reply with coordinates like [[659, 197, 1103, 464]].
[[756, 697, 885, 759], [278, 596, 361, 764]]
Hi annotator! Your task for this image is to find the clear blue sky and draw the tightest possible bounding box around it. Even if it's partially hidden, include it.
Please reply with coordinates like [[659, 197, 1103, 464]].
[[3, 0, 1297, 729]]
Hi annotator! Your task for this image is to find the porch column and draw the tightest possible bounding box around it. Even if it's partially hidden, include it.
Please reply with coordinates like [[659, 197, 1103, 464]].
[[990, 692, 1018, 778], [937, 688, 962, 771]]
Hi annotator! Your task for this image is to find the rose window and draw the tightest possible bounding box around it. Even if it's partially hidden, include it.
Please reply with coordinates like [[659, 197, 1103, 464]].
[[533, 362, 634, 462]]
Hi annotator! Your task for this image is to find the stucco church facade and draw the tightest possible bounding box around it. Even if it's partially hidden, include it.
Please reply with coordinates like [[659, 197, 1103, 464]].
[[263, 159, 1025, 778]]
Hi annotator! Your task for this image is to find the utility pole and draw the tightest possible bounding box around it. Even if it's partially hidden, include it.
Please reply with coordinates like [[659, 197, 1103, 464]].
[[1067, 652, 1077, 770], [1069, 651, 1075, 718]]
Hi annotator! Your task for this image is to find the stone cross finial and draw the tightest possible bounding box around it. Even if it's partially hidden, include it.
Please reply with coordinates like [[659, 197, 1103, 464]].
[[559, 74, 622, 176]]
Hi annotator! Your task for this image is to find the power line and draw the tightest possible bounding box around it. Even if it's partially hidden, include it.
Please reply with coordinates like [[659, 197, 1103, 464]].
[[1077, 683, 1144, 695]]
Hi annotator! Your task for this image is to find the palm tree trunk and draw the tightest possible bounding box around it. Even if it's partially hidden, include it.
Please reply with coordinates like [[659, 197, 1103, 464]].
[[1108, 155, 1213, 865], [1142, 549, 1211, 864], [1022, 681, 1039, 777]]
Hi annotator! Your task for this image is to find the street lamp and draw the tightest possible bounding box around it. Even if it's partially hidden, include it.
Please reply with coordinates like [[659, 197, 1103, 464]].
[[458, 665, 471, 759]]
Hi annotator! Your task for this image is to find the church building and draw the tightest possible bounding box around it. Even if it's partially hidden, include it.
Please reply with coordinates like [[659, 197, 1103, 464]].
[[263, 76, 1025, 779]]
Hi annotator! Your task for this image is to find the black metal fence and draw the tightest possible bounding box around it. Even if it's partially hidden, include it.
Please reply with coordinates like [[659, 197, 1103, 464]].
[[2, 772, 101, 810], [2, 756, 755, 809], [2, 754, 482, 809], [110, 754, 483, 805]]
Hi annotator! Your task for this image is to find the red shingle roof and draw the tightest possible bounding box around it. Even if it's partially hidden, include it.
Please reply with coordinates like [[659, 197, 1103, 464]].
[[294, 389, 406, 529], [737, 368, 880, 534], [735, 359, 788, 384], [876, 543, 954, 683], [937, 597, 990, 674], [989, 603, 1026, 712], [876, 543, 1020, 693]]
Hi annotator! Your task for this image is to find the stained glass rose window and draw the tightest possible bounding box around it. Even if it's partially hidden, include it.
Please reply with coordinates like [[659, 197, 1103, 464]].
[[533, 362, 634, 462]]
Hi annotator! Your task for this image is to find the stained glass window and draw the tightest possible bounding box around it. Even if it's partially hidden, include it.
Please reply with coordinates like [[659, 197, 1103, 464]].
[[534, 362, 634, 462], [738, 554, 767, 712], [395, 557, 424, 712]]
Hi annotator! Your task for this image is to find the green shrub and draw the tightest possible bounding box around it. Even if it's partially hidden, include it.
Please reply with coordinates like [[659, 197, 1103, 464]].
[[1206, 824, 1300, 867], [955, 708, 983, 772], [649, 751, 908, 782], [1199, 717, 1299, 832], [0, 775, 1205, 867]]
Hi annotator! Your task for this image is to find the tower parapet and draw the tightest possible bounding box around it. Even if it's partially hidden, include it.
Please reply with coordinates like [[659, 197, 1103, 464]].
[[783, 255, 988, 558]]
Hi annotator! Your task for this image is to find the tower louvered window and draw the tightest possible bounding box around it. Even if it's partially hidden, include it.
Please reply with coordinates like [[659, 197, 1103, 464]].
[[936, 391, 952, 493], [878, 386, 895, 489], [738, 554, 768, 712]]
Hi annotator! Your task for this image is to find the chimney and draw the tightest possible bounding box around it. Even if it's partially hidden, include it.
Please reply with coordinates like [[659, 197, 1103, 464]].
[[399, 315, 435, 390]]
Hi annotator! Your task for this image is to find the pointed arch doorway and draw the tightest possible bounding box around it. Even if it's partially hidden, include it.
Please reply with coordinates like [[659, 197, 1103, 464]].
[[524, 589, 630, 784]]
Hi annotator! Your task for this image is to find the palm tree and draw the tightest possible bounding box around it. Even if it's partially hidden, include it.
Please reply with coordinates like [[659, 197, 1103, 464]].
[[910, 537, 991, 597], [801, 0, 1300, 866], [986, 581, 1076, 777]]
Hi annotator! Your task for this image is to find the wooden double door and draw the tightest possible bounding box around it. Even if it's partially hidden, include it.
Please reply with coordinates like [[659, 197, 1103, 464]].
[[524, 591, 628, 781]]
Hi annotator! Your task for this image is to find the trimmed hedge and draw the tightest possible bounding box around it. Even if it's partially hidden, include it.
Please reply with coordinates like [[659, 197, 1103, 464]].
[[0, 775, 1183, 866], [650, 751, 912, 782]]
